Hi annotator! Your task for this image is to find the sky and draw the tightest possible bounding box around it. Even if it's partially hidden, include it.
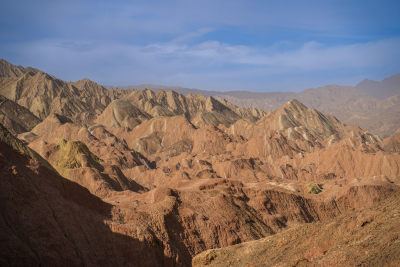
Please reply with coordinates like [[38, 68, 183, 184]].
[[1, 0, 400, 91]]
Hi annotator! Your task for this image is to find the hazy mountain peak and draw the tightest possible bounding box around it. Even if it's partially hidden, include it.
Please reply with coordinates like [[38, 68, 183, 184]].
[[356, 73, 400, 99]]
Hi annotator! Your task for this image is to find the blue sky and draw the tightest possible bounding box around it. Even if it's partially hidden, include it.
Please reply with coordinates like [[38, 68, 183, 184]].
[[1, 0, 400, 91]]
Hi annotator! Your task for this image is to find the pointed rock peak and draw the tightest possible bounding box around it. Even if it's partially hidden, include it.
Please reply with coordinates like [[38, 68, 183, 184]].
[[155, 89, 167, 98], [96, 99, 150, 128], [55, 138, 103, 171], [262, 98, 345, 139], [142, 88, 155, 98], [73, 78, 103, 90], [156, 89, 166, 95], [205, 96, 220, 111], [282, 99, 308, 112], [207, 96, 222, 105], [155, 89, 169, 101], [166, 89, 180, 97], [355, 78, 379, 88], [77, 78, 93, 84], [187, 93, 207, 101]]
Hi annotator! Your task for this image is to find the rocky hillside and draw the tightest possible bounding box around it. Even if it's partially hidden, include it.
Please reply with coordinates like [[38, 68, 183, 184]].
[[9, 97, 400, 266], [193, 190, 400, 267], [0, 59, 264, 131], [101, 89, 265, 128], [215, 84, 400, 137], [4, 110, 400, 266], [0, 125, 172, 266], [1, 59, 400, 266], [0, 60, 129, 124], [0, 58, 38, 78], [127, 78, 400, 137], [0, 95, 41, 135], [0, 71, 114, 123]]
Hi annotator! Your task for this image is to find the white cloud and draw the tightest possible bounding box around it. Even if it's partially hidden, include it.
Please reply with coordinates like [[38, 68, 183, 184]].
[[132, 37, 400, 72], [171, 28, 215, 43], [2, 36, 400, 90]]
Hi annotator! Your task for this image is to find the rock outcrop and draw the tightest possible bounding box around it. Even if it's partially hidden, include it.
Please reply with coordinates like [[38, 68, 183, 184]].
[[193, 190, 400, 267]]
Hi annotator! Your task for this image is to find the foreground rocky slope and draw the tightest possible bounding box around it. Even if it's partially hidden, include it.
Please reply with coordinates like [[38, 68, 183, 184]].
[[0, 125, 174, 266], [3, 119, 399, 266], [193, 190, 400, 267]]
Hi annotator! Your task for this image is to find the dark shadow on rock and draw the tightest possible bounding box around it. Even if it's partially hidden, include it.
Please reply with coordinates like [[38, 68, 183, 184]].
[[0, 141, 177, 266]]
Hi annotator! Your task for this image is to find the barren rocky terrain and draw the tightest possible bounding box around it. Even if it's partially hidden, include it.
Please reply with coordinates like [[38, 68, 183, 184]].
[[1, 59, 400, 266], [128, 74, 400, 137]]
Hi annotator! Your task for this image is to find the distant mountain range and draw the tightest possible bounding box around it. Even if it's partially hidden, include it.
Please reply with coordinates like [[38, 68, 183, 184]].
[[356, 74, 400, 99], [111, 74, 400, 137], [112, 73, 400, 100], [1, 58, 399, 137]]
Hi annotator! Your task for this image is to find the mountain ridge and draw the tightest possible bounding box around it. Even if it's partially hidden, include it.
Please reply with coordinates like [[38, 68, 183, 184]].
[[110, 74, 400, 137], [356, 73, 400, 99]]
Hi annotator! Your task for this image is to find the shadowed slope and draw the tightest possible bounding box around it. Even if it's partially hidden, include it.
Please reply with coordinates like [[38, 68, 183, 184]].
[[0, 124, 174, 266], [0, 95, 41, 135]]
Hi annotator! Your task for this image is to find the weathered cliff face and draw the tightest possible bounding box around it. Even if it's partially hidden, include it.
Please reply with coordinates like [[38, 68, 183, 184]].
[[0, 95, 41, 135], [0, 63, 128, 125], [119, 88, 265, 127], [193, 190, 400, 267]]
